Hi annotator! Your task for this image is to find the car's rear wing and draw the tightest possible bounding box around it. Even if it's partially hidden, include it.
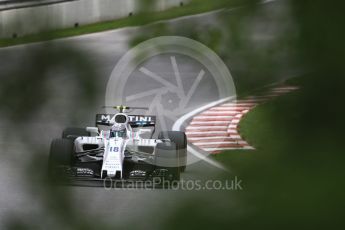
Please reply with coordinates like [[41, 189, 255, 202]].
[[96, 114, 156, 128]]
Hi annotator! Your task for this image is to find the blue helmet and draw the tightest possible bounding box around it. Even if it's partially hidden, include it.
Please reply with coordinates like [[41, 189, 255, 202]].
[[110, 124, 127, 138]]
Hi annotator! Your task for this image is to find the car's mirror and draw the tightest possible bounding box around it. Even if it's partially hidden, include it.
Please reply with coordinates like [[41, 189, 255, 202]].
[[132, 129, 152, 139], [86, 127, 99, 136], [138, 129, 151, 134], [138, 129, 151, 139]]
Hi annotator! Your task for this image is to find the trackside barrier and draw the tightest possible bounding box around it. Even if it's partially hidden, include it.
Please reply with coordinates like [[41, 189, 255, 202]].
[[0, 0, 187, 38]]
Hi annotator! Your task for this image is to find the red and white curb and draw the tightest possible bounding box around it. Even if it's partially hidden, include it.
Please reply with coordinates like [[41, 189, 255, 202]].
[[185, 85, 299, 154]]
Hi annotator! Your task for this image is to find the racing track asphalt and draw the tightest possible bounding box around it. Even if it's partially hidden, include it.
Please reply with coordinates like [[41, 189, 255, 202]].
[[0, 1, 297, 229]]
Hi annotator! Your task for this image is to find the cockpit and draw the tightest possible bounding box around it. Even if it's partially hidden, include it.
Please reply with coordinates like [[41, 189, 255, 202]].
[[109, 123, 128, 138]]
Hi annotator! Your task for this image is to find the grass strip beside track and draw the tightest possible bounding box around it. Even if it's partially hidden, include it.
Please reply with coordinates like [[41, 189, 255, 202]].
[[0, 0, 252, 47]]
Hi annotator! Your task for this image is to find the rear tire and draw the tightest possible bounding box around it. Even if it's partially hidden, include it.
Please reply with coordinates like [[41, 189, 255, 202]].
[[62, 127, 90, 140], [158, 131, 187, 172], [154, 142, 180, 181]]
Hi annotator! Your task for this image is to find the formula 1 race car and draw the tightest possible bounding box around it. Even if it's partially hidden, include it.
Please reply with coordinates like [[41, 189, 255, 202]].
[[48, 106, 187, 186]]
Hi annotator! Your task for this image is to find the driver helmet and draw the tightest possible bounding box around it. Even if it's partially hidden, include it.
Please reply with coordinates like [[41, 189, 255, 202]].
[[110, 123, 127, 138]]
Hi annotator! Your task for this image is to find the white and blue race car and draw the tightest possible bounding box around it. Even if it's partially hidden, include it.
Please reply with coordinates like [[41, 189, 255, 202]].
[[48, 106, 187, 185]]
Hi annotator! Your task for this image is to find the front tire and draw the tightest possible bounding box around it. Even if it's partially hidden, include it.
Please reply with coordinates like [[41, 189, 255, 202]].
[[48, 138, 74, 170]]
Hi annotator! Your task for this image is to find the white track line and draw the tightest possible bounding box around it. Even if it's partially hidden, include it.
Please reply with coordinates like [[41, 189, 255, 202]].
[[187, 136, 238, 141], [203, 146, 255, 151], [201, 111, 241, 115], [228, 135, 241, 139], [209, 107, 249, 111], [193, 116, 234, 121], [227, 129, 238, 133], [185, 131, 229, 135], [186, 125, 228, 129], [198, 144, 250, 149], [194, 142, 248, 147], [193, 115, 234, 119], [186, 126, 229, 131], [190, 121, 230, 125], [221, 103, 257, 107], [193, 141, 245, 145]]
